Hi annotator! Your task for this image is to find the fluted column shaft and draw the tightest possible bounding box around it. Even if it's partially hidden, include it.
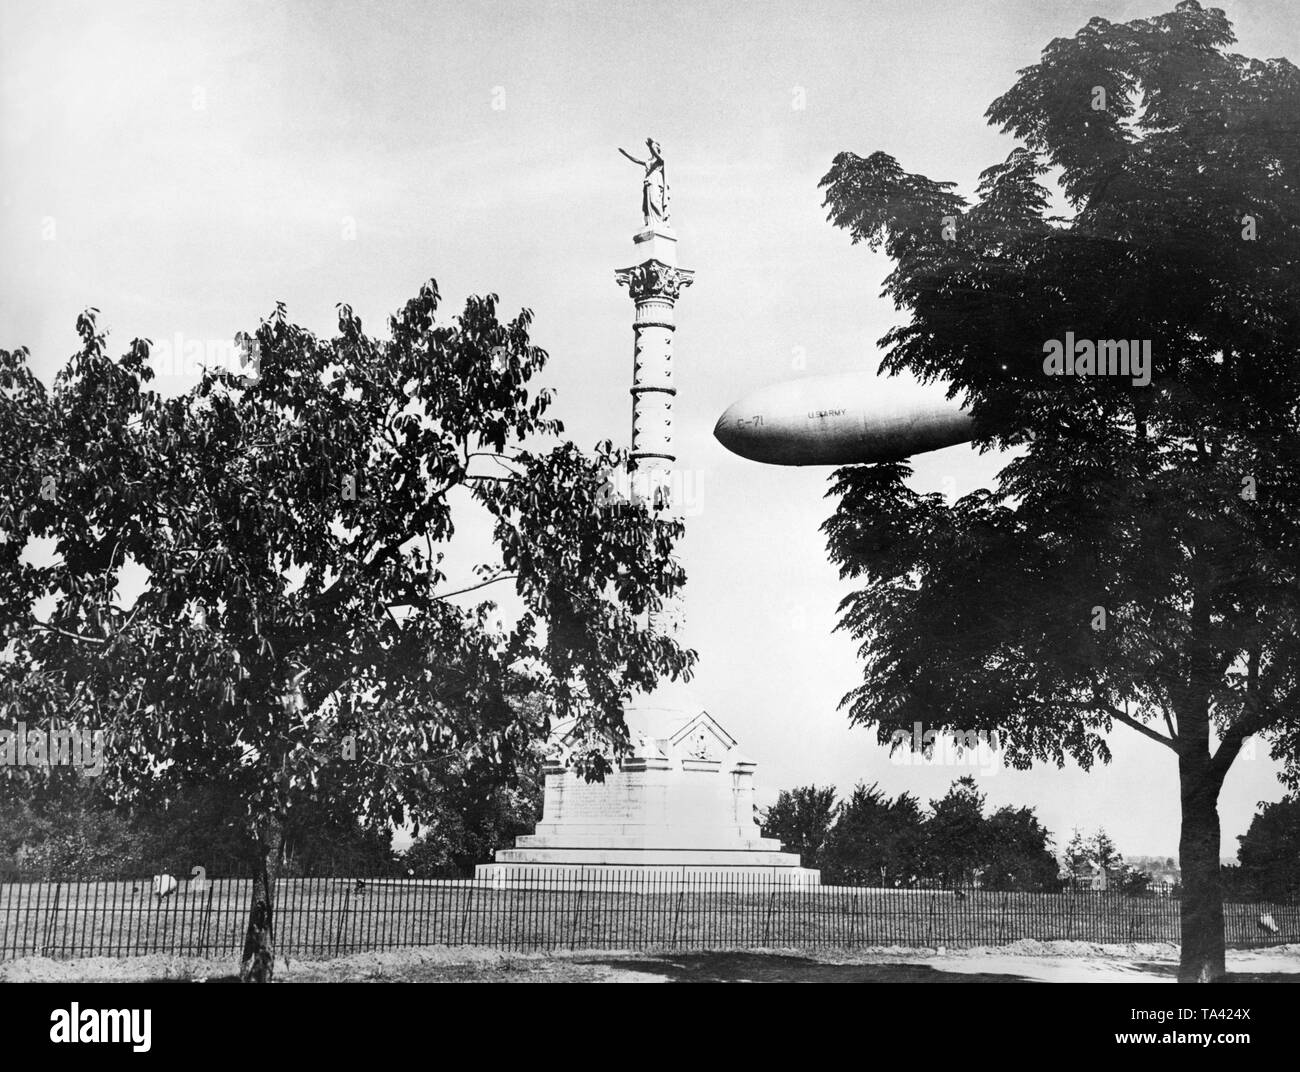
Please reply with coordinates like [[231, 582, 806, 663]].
[[616, 229, 694, 637]]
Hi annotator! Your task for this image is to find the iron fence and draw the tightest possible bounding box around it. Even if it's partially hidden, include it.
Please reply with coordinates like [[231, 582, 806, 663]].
[[1, 871, 1296, 961]]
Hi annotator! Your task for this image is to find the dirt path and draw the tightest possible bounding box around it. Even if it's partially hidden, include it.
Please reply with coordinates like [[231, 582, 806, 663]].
[[3, 942, 1298, 983]]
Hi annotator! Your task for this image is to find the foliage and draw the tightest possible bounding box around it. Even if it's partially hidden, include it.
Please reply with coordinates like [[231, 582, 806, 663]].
[[981, 805, 1059, 892], [1062, 827, 1156, 893], [1063, 828, 1092, 876], [0, 777, 144, 880], [0, 778, 397, 879], [401, 742, 544, 876], [924, 776, 988, 886], [783, 777, 1058, 891], [820, 781, 925, 886], [1114, 863, 1153, 896], [1236, 794, 1300, 900], [761, 785, 840, 869], [1090, 829, 1123, 872]]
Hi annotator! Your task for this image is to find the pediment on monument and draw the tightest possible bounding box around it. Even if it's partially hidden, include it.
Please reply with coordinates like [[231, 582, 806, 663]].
[[545, 717, 668, 768], [543, 709, 756, 772], [667, 710, 740, 763]]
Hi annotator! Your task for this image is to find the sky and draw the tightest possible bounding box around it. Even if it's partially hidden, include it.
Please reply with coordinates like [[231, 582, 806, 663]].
[[2, 0, 1297, 858]]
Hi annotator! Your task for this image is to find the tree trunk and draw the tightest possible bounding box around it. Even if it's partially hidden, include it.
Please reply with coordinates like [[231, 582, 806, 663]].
[[240, 814, 284, 983], [1177, 756, 1226, 982]]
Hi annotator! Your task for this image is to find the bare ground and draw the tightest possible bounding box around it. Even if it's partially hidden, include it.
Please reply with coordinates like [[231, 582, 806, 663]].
[[3, 942, 1298, 983]]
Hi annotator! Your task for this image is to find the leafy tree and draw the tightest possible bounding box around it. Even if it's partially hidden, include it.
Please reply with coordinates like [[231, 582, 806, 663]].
[[981, 805, 1059, 892], [1218, 862, 1247, 901], [1063, 827, 1092, 878], [775, 777, 1059, 890], [0, 778, 399, 880], [1090, 828, 1123, 872], [0, 775, 144, 880], [126, 784, 268, 876], [399, 830, 461, 877], [1063, 826, 1129, 887], [820, 2, 1300, 981], [1236, 794, 1300, 900], [0, 282, 692, 980], [761, 785, 839, 868], [172, 789, 399, 878], [1115, 863, 1153, 896], [923, 776, 987, 887], [820, 781, 925, 886], [278, 815, 396, 878], [401, 741, 544, 876]]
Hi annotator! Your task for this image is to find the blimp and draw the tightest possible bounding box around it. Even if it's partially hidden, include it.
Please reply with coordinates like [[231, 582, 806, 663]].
[[714, 371, 976, 466]]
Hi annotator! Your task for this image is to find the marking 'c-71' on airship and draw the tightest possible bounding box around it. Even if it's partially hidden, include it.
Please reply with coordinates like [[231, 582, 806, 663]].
[[714, 371, 976, 466]]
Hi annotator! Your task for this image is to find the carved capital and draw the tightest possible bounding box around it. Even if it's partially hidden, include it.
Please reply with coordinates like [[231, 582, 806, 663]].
[[615, 261, 695, 303]]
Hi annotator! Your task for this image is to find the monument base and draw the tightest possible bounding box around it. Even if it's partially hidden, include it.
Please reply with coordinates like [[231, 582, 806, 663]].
[[480, 705, 821, 890], [474, 862, 821, 890]]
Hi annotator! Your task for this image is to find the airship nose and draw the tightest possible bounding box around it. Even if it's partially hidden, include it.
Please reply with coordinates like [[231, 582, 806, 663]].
[[713, 403, 760, 462]]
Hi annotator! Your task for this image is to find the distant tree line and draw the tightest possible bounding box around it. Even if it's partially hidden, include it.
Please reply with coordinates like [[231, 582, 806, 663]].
[[0, 745, 543, 881], [764, 779, 1300, 902], [761, 776, 1059, 891], [1, 777, 397, 880]]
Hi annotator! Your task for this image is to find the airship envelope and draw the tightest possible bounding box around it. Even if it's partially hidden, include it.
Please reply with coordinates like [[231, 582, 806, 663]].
[[714, 371, 975, 466]]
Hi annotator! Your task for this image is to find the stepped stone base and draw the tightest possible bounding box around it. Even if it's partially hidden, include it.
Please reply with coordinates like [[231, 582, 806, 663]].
[[474, 862, 821, 889]]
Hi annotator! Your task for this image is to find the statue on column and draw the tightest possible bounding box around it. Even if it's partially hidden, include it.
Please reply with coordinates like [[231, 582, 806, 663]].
[[618, 137, 669, 227]]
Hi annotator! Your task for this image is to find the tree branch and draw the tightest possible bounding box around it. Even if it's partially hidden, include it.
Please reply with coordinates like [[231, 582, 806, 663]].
[[1108, 706, 1180, 752], [31, 620, 107, 645], [1211, 644, 1266, 780], [1061, 693, 1180, 752], [433, 573, 517, 600], [1158, 698, 1177, 741], [468, 450, 524, 470]]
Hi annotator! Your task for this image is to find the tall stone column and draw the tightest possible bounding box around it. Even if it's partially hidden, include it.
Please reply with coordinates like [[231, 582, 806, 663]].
[[615, 226, 694, 639]]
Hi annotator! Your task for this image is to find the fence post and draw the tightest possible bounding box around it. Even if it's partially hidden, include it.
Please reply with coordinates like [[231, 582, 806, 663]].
[[334, 886, 352, 955], [671, 887, 686, 948], [41, 881, 62, 958], [926, 892, 936, 948], [998, 893, 1008, 944], [568, 871, 586, 951], [198, 885, 215, 957], [762, 887, 775, 946], [459, 882, 473, 945]]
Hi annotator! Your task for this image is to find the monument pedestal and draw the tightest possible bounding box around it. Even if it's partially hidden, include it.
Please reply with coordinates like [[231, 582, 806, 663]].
[[632, 225, 679, 266], [476, 707, 821, 888]]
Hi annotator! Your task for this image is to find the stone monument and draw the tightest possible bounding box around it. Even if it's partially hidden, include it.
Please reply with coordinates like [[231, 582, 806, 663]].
[[476, 142, 819, 887]]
